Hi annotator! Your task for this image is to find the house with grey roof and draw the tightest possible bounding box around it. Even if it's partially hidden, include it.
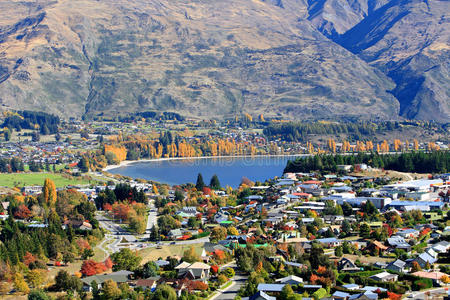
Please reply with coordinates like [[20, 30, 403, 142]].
[[257, 283, 286, 292], [81, 270, 133, 291], [414, 253, 437, 268], [386, 259, 407, 273]]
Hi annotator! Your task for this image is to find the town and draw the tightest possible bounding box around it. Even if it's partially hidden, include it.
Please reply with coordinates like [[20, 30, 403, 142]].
[[0, 111, 448, 300]]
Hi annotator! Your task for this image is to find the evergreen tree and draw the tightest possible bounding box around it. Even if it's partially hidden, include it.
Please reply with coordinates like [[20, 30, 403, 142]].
[[195, 173, 205, 191], [210, 174, 221, 190]]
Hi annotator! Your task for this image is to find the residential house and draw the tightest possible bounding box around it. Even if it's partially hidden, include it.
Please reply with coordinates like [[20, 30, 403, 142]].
[[134, 279, 157, 291], [369, 272, 398, 282], [414, 253, 437, 268], [349, 291, 378, 300], [337, 258, 360, 272], [249, 291, 276, 300], [316, 237, 341, 248], [397, 228, 420, 239], [275, 275, 303, 285], [332, 291, 351, 300], [81, 270, 133, 292], [175, 262, 211, 281], [168, 229, 183, 239], [257, 283, 286, 293], [386, 259, 407, 273], [341, 284, 360, 291], [387, 236, 411, 252]]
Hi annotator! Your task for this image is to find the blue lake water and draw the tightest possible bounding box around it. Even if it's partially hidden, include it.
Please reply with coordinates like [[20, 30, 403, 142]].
[[107, 156, 302, 187]]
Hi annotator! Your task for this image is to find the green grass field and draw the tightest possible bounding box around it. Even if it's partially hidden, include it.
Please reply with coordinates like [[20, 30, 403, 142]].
[[0, 172, 92, 188]]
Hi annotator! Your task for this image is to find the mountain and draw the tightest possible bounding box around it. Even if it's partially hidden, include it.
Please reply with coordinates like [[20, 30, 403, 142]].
[[0, 0, 447, 121], [309, 0, 449, 122]]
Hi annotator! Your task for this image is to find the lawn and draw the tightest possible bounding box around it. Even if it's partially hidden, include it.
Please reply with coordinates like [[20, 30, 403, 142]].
[[139, 243, 205, 264], [0, 172, 92, 188]]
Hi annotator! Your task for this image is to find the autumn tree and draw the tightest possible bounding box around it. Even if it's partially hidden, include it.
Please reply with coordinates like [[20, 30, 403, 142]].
[[42, 178, 57, 206], [14, 204, 32, 219], [183, 246, 200, 263], [27, 269, 46, 288], [14, 273, 30, 294], [80, 260, 107, 276], [210, 226, 228, 242], [102, 279, 122, 299]]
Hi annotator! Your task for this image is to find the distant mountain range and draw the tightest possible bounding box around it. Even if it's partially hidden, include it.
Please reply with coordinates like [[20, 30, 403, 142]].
[[0, 0, 448, 121]]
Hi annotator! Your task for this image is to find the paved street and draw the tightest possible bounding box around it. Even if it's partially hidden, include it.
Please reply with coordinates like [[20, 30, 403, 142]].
[[211, 262, 248, 300]]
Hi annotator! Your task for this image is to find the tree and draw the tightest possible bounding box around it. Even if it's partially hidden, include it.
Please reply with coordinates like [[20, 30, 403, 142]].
[[151, 284, 177, 300], [280, 284, 295, 300], [82, 248, 95, 260], [210, 226, 228, 242], [55, 132, 62, 142], [14, 273, 30, 294], [210, 174, 221, 190], [32, 131, 40, 142], [195, 173, 205, 191], [102, 279, 121, 299], [129, 215, 146, 234], [227, 226, 239, 236], [218, 274, 228, 285], [183, 246, 200, 263], [335, 245, 343, 257], [187, 217, 199, 229], [42, 178, 57, 206], [14, 204, 32, 219], [224, 267, 235, 278], [62, 251, 75, 265], [111, 248, 142, 271], [341, 220, 351, 235], [27, 269, 45, 288], [4, 128, 11, 141], [80, 260, 107, 276], [411, 261, 422, 272], [359, 223, 371, 239], [28, 290, 50, 300]]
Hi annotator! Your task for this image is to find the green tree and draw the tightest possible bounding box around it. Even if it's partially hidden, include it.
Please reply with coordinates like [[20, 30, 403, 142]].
[[341, 220, 351, 236], [335, 245, 343, 257], [210, 174, 221, 190], [280, 284, 295, 300], [151, 284, 177, 300], [111, 248, 142, 271], [28, 290, 50, 300], [359, 223, 371, 239], [4, 129, 11, 141], [195, 173, 205, 191]]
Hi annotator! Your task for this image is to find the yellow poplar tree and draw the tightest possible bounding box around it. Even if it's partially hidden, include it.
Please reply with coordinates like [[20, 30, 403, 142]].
[[42, 178, 57, 206]]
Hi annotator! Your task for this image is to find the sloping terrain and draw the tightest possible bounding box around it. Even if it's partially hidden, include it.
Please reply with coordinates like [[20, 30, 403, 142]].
[[335, 0, 449, 121], [0, 0, 448, 121]]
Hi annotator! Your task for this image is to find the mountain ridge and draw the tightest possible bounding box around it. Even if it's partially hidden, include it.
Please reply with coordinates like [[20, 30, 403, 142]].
[[0, 0, 447, 121]]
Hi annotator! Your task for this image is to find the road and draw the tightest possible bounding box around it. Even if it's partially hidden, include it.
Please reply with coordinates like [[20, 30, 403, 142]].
[[405, 288, 448, 299], [211, 262, 248, 300], [146, 199, 158, 238]]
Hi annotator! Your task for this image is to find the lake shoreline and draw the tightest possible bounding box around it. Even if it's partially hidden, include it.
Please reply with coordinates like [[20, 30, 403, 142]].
[[102, 154, 309, 172]]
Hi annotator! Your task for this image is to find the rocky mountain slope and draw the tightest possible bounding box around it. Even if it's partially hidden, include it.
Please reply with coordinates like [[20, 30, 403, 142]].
[[0, 0, 447, 121]]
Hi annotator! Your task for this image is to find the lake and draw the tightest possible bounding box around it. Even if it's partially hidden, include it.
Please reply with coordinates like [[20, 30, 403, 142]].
[[107, 156, 302, 187]]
